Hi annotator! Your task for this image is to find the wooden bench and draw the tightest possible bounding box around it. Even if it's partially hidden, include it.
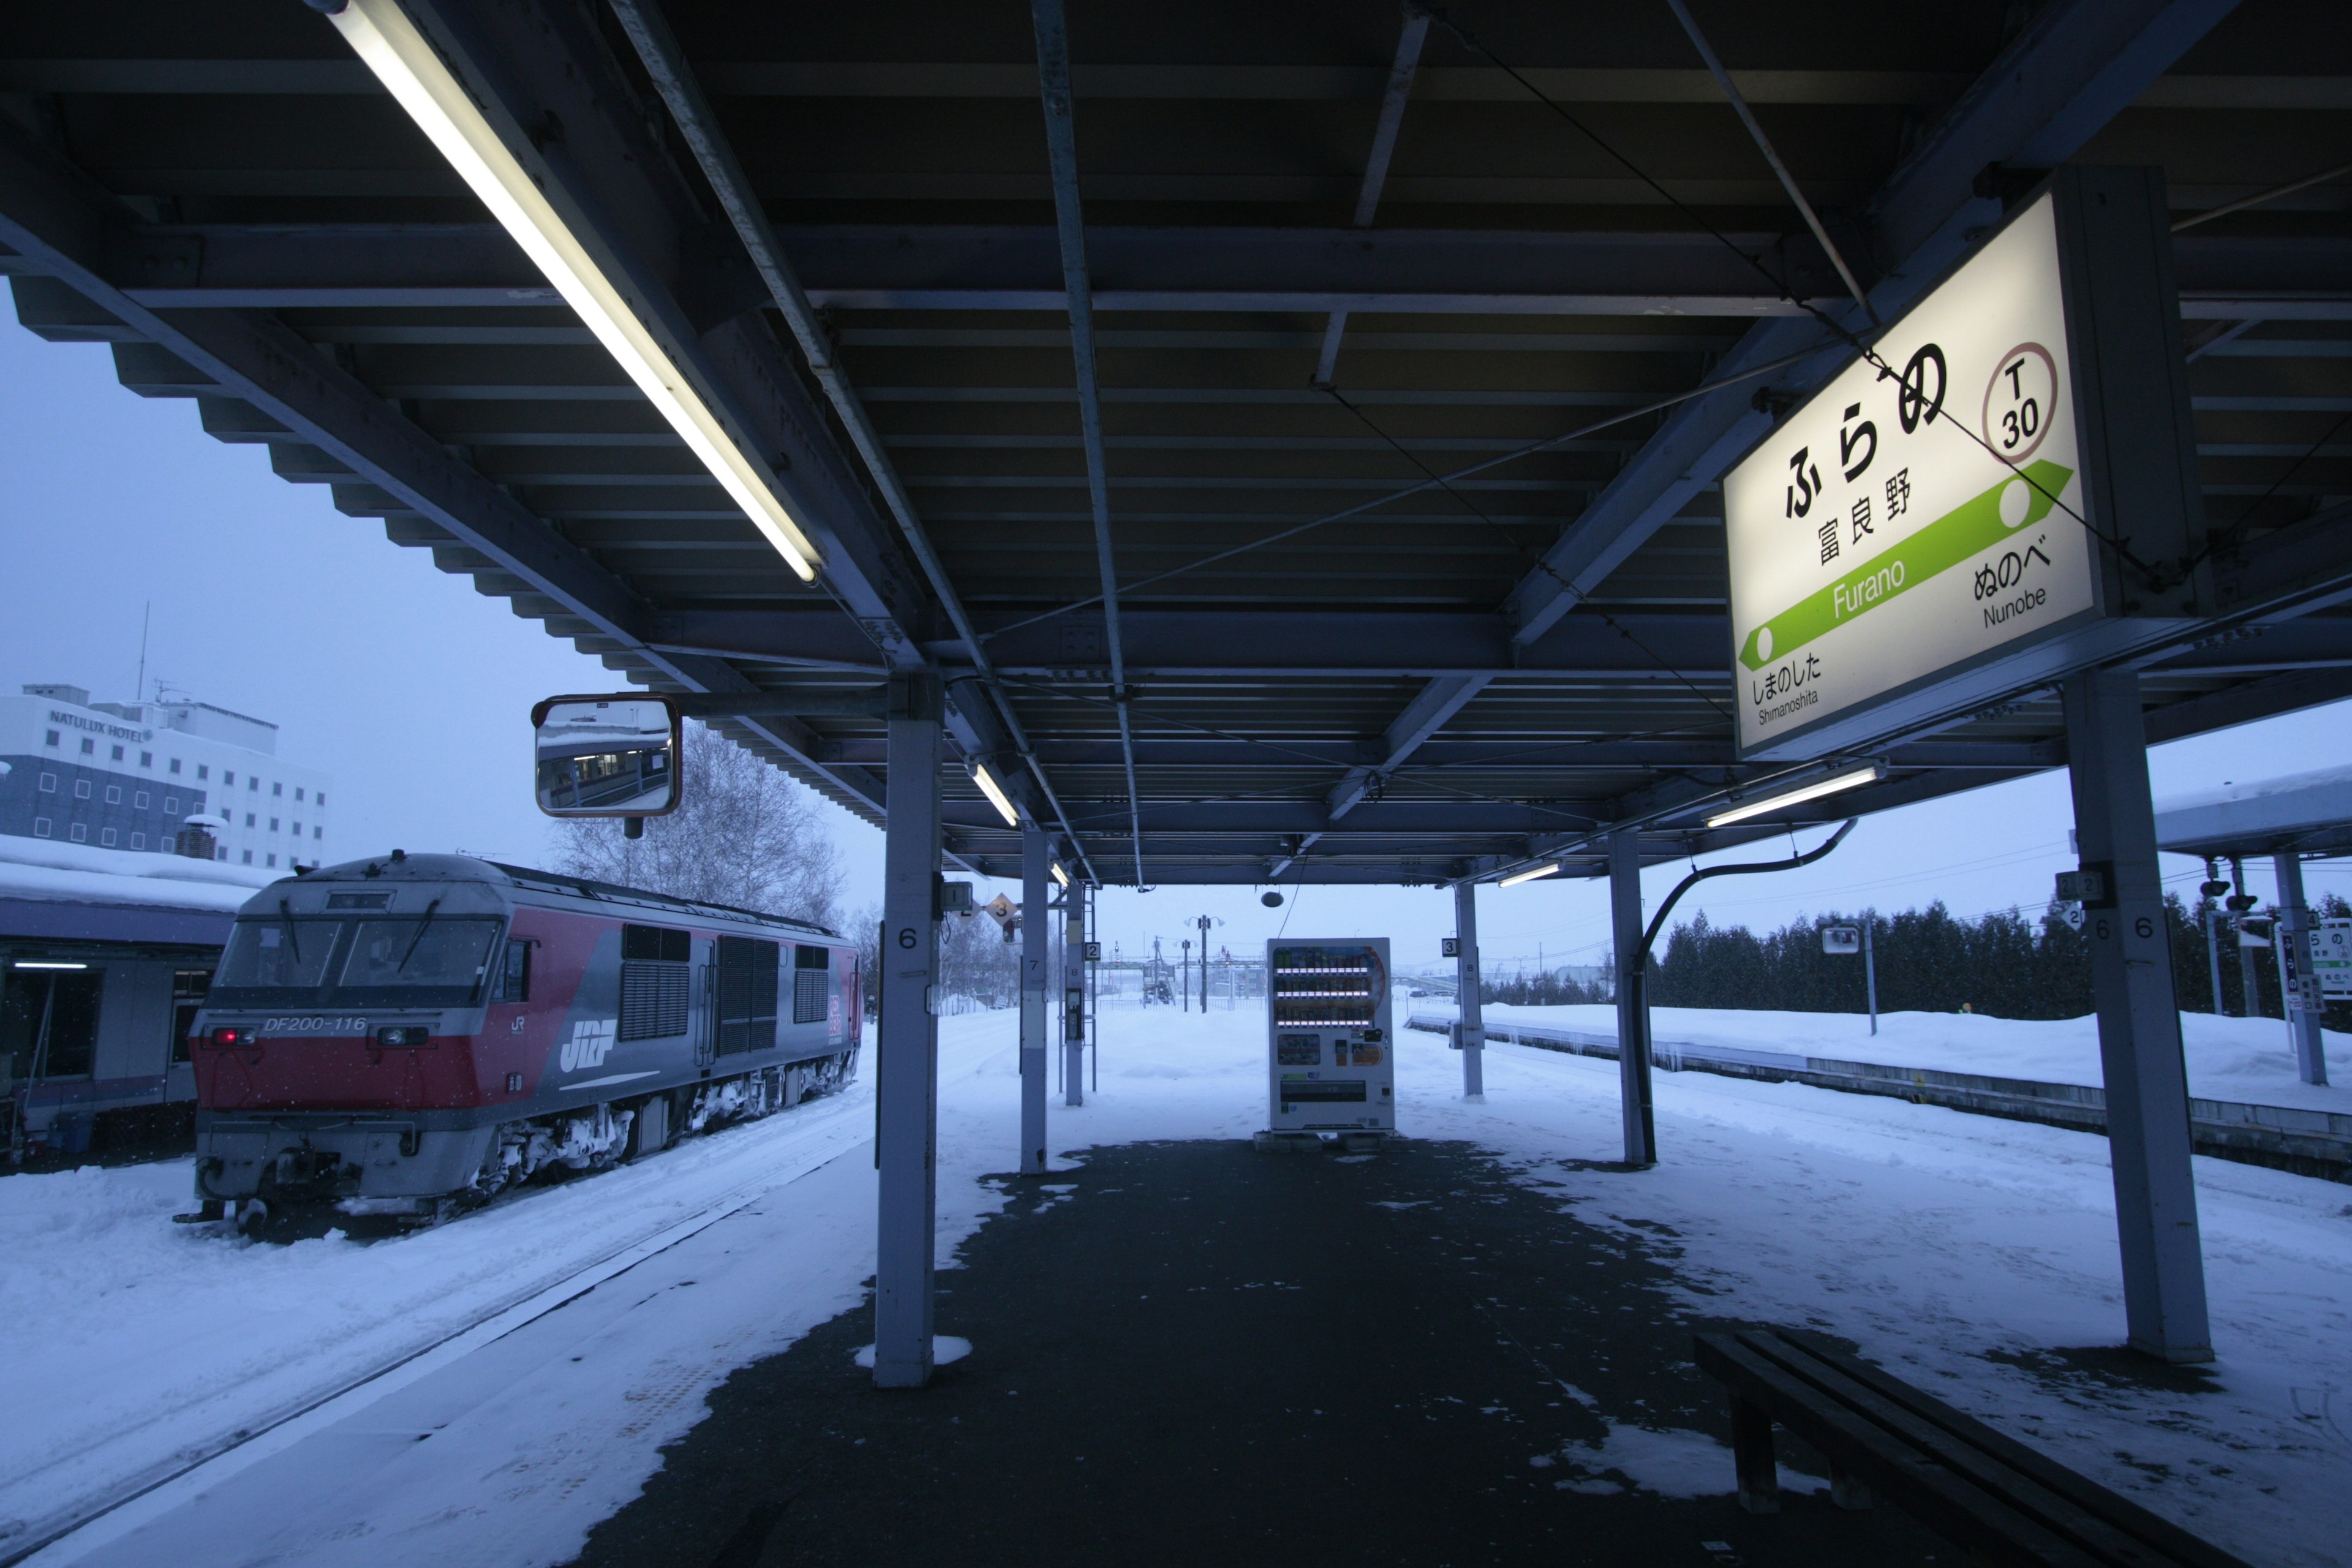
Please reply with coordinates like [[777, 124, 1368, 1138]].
[[1691, 1327, 2252, 1568]]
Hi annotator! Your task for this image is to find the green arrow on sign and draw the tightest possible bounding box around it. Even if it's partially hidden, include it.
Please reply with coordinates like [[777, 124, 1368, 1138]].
[[1739, 459, 2075, 671]]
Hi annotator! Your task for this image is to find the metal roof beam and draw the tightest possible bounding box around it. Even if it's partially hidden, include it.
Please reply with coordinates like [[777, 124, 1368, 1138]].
[[1500, 0, 2248, 652], [1031, 0, 1145, 885], [650, 590, 2352, 687], [56, 221, 2344, 319], [1313, 6, 1429, 387], [606, 0, 1098, 884]]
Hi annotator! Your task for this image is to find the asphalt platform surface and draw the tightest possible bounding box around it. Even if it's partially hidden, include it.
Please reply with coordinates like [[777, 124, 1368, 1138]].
[[571, 1137, 1953, 1568]]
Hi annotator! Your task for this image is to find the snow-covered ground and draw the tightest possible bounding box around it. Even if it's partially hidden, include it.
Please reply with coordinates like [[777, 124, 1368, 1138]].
[[9, 1001, 2349, 1567], [1419, 998, 2352, 1114]]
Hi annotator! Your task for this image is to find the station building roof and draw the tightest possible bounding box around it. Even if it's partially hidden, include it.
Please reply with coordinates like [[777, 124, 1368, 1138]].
[[2156, 764, 2352, 859]]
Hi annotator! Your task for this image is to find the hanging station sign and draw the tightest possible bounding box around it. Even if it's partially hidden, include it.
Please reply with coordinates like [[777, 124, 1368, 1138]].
[[1724, 168, 2207, 760]]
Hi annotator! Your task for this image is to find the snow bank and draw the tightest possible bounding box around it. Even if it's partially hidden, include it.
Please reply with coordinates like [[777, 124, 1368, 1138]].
[[1418, 1001, 2352, 1115], [0, 832, 270, 913]]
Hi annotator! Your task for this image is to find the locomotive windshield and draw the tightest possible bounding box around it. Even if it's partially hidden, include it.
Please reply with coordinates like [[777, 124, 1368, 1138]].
[[338, 918, 500, 1003], [213, 914, 505, 1009]]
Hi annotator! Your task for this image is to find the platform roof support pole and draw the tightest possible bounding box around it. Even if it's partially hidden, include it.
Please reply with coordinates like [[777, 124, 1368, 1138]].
[[874, 674, 944, 1388], [1608, 830, 1656, 1168], [1063, 886, 1087, 1107], [2062, 668, 2211, 1363], [1453, 880, 1485, 1101], [1020, 822, 1050, 1173], [2273, 851, 2329, 1086]]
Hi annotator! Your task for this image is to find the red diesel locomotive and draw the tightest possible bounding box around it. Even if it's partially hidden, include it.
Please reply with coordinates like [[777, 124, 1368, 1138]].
[[183, 851, 859, 1231]]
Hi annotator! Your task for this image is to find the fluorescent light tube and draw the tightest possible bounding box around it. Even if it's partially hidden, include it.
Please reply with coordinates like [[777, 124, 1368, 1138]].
[[322, 0, 820, 581], [12, 960, 89, 970], [1706, 763, 1883, 828], [971, 761, 1019, 827], [1497, 862, 1560, 888], [1050, 862, 1071, 889]]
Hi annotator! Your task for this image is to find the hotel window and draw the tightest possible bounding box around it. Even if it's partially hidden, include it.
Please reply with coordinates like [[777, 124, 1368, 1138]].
[[313, 827, 323, 840], [80, 738, 94, 755], [198, 764, 209, 781], [169, 758, 181, 774], [32, 818, 50, 838], [74, 780, 91, 799], [131, 834, 146, 850], [70, 824, 88, 843], [110, 744, 124, 761], [43, 729, 58, 748], [218, 807, 230, 821], [266, 854, 277, 868], [245, 813, 255, 827], [273, 782, 282, 797], [37, 774, 55, 793], [317, 793, 326, 807], [292, 821, 302, 836], [134, 791, 150, 810], [223, 771, 234, 786], [164, 796, 178, 813], [295, 787, 306, 802], [140, 751, 153, 767], [241, 850, 252, 864], [269, 818, 279, 832], [104, 785, 122, 805], [100, 828, 118, 847]]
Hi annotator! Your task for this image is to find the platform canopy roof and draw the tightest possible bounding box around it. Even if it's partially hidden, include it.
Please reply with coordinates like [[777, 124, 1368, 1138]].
[[2156, 764, 2352, 859], [3, 0, 2348, 886]]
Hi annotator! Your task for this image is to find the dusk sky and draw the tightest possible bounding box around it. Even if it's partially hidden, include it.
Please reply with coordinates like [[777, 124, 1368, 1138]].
[[6, 309, 2345, 978]]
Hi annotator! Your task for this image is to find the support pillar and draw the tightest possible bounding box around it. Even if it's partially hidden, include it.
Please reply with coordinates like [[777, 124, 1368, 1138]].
[[1608, 829, 1656, 1167], [2274, 852, 2329, 1086], [1453, 880, 1485, 1100], [1063, 882, 1085, 1107], [1019, 823, 1050, 1173], [873, 675, 943, 1388], [2230, 858, 2261, 1020], [2062, 668, 2211, 1363]]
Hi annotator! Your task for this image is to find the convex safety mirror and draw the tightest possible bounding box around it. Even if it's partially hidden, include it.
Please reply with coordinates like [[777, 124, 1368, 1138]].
[[530, 695, 682, 818]]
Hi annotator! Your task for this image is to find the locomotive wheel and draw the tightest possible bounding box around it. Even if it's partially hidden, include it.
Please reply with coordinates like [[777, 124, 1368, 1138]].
[[235, 1199, 270, 1238]]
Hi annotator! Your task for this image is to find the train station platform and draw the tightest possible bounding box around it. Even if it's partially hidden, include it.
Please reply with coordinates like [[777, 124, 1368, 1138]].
[[575, 1137, 1944, 1568], [18, 1015, 2334, 1568]]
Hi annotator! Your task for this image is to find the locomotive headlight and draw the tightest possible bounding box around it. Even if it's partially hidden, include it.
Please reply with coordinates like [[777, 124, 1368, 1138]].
[[317, 0, 821, 582], [376, 1025, 431, 1047], [209, 1027, 252, 1047]]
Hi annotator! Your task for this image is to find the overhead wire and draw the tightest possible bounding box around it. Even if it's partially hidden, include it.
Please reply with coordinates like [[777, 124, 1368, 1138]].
[[1317, 384, 1737, 725], [1418, 2, 2174, 593]]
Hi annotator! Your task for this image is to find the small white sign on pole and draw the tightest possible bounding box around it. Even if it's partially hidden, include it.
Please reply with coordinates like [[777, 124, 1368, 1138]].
[[1820, 925, 1861, 956], [2315, 918, 2352, 998]]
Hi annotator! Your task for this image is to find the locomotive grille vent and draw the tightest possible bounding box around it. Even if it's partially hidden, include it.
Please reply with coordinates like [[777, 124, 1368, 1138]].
[[620, 960, 690, 1040]]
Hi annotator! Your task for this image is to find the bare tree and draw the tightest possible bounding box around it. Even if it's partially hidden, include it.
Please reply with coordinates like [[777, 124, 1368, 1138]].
[[937, 907, 1019, 1008], [551, 722, 844, 926]]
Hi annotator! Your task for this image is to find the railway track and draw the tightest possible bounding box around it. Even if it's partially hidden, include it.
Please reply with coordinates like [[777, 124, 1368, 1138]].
[[5, 1088, 874, 1568]]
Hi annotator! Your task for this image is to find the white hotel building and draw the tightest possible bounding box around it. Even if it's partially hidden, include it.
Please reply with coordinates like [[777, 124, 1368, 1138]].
[[0, 685, 333, 873]]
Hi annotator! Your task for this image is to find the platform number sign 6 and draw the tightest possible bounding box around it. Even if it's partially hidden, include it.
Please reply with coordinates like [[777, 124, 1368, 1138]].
[[1982, 343, 2057, 464], [897, 926, 917, 949]]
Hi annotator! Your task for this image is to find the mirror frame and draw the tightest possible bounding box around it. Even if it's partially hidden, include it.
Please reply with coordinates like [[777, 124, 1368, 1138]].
[[529, 693, 684, 819]]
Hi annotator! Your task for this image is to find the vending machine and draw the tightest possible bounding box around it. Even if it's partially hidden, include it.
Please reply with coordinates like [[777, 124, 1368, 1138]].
[[1265, 938, 1394, 1135]]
